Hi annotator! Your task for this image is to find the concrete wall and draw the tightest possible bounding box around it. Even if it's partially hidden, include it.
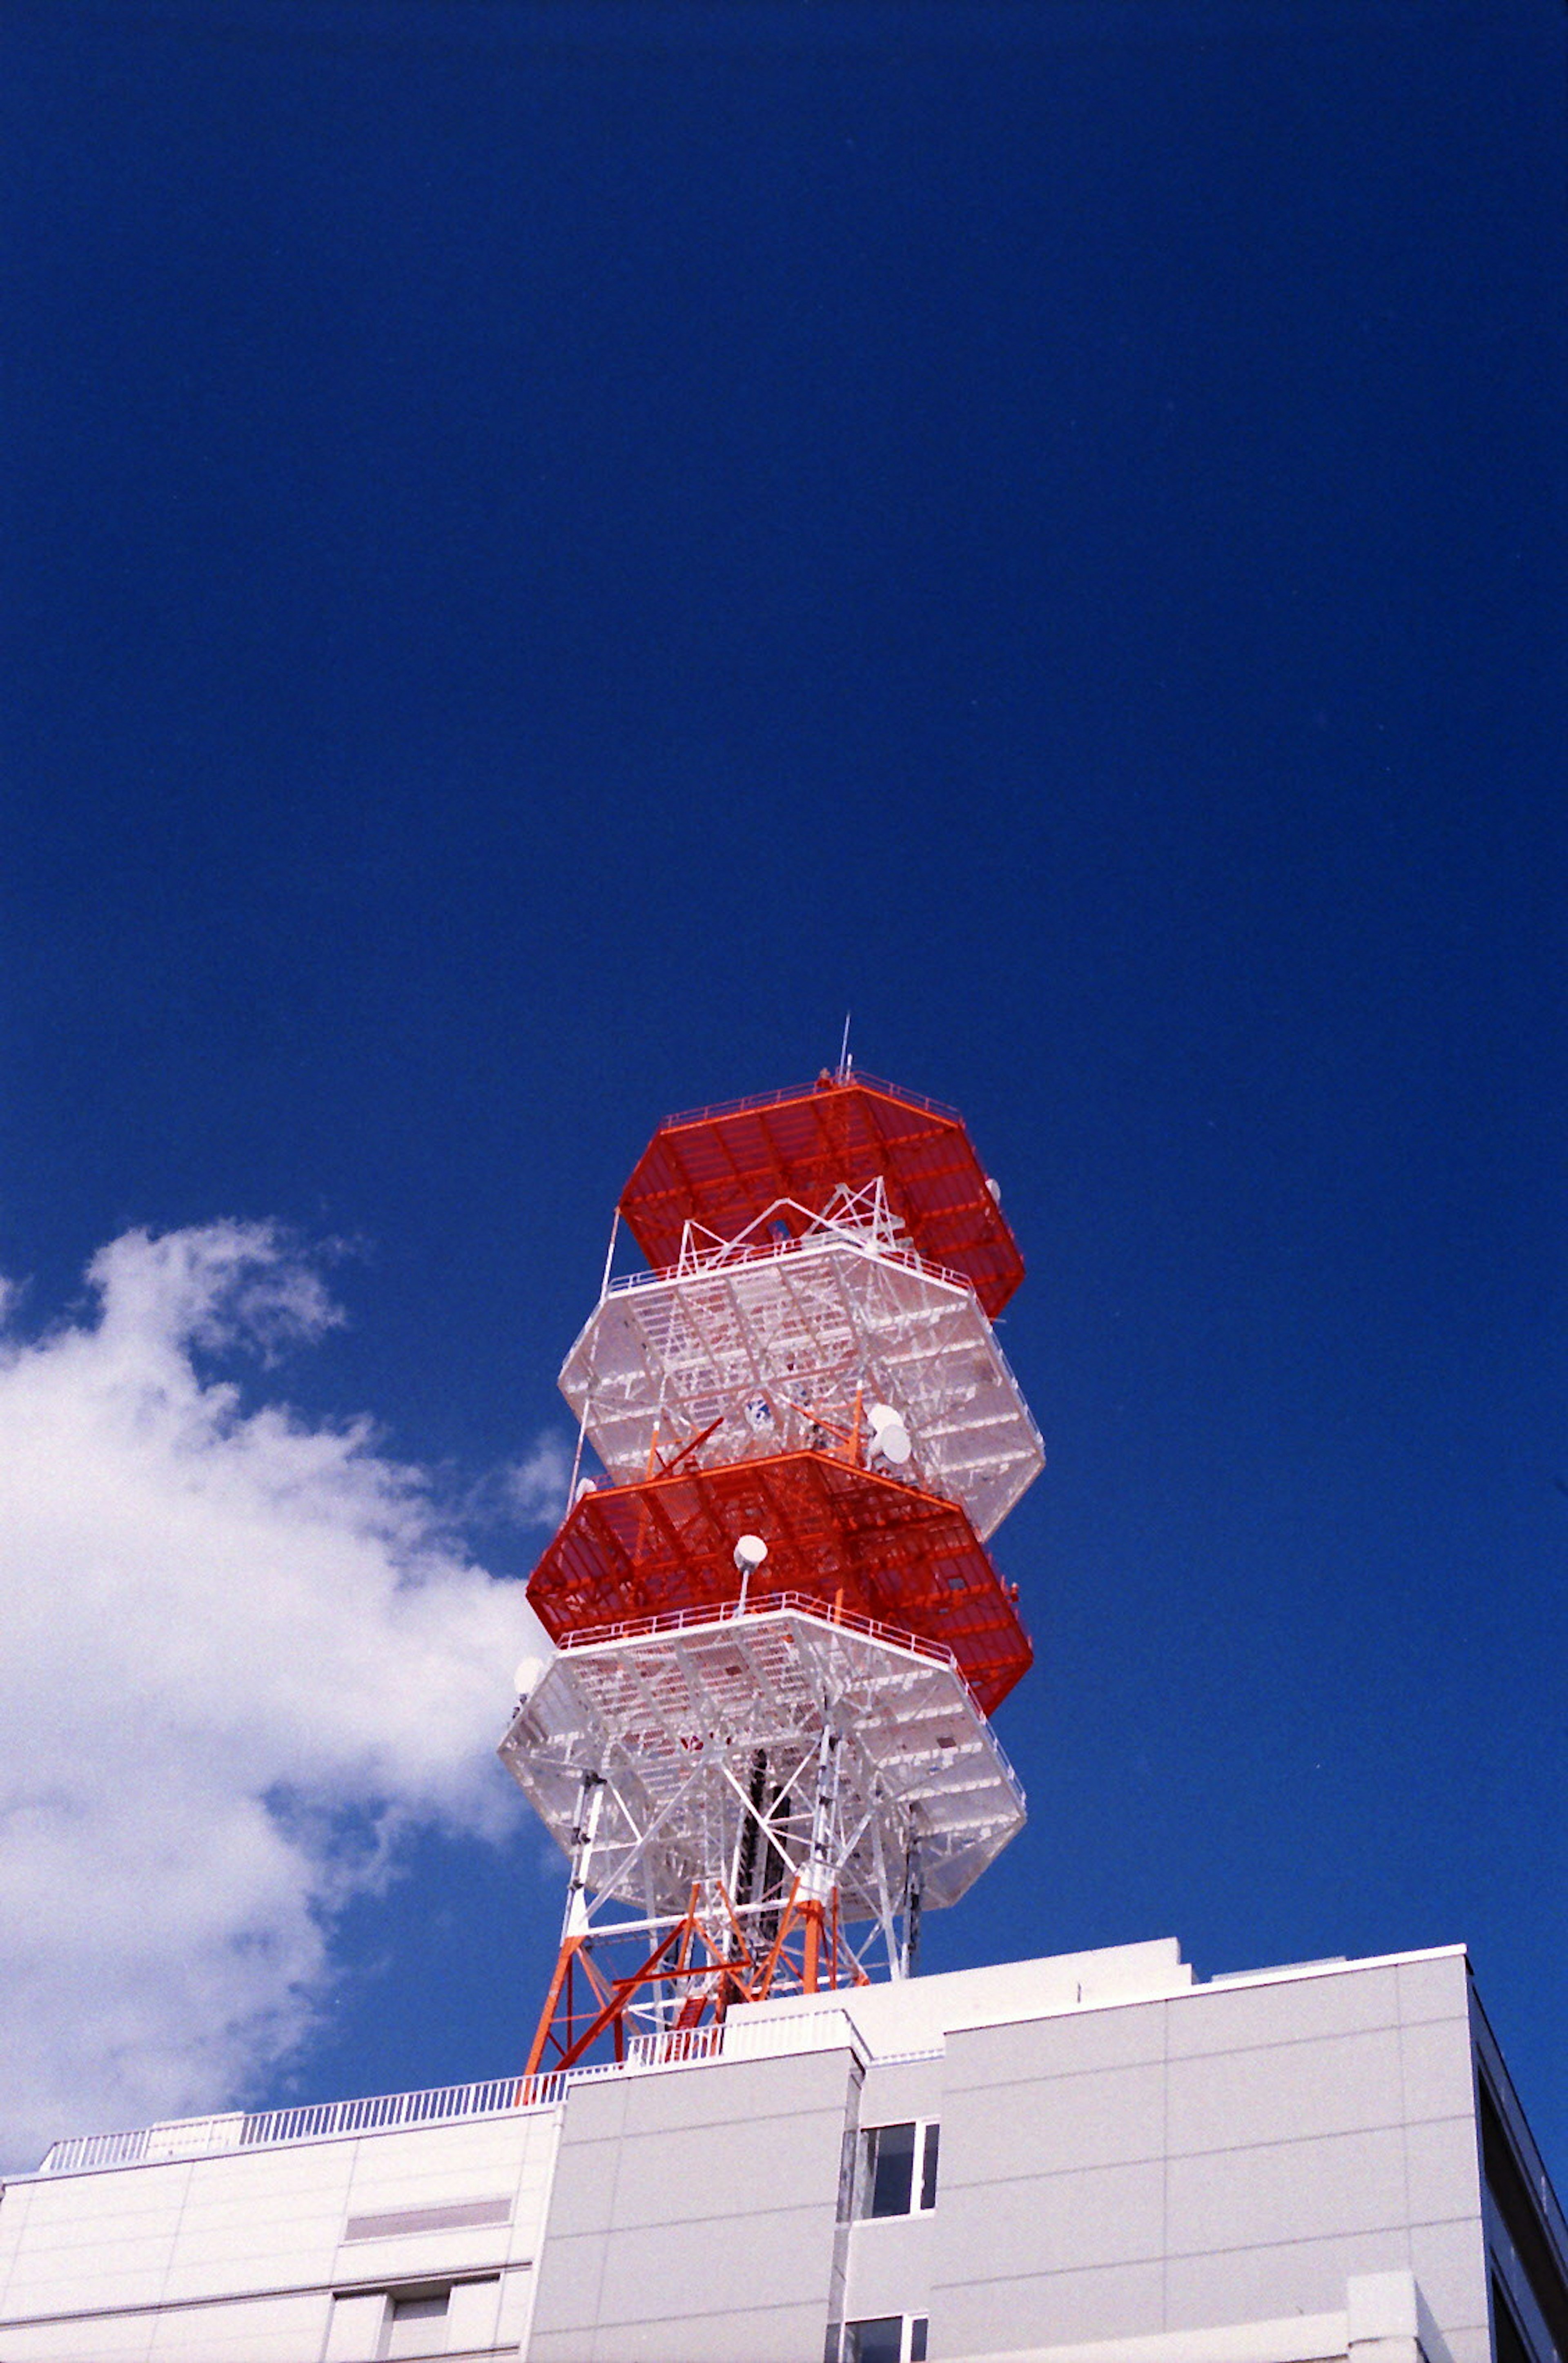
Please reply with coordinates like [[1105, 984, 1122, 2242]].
[[929, 1952, 1488, 2363], [0, 2104, 559, 2361], [527, 2044, 861, 2363], [0, 1942, 1530, 2363], [520, 1946, 1492, 2363]]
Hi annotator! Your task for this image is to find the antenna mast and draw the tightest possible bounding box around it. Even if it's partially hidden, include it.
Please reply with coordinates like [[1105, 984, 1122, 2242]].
[[500, 1069, 1039, 2071]]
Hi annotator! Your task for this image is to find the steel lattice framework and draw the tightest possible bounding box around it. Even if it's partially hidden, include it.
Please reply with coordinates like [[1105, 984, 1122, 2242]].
[[559, 1190, 1043, 1542], [618, 1072, 1025, 1316], [499, 1601, 1025, 1924], [500, 1066, 1041, 2073], [525, 1450, 1031, 1716]]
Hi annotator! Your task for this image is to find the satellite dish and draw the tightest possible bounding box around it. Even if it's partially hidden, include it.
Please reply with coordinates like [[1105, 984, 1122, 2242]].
[[867, 1402, 913, 1466], [512, 1653, 547, 1702], [733, 1533, 769, 1575], [575, 1477, 598, 1503]]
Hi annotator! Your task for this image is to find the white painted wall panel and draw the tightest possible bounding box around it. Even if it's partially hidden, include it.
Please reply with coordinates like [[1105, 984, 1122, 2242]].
[[1165, 2027, 1406, 2154], [323, 2290, 386, 2361], [1166, 1966, 1401, 2056], [446, 2274, 501, 2347], [843, 2210, 934, 2320], [939, 2158, 1167, 2277], [1397, 2018, 1481, 2122], [0, 2312, 158, 2361], [1163, 2226, 1413, 2330], [0, 2160, 192, 2318], [937, 2255, 1167, 2352], [145, 2290, 330, 2359], [1166, 2126, 1409, 2252], [947, 2060, 1166, 2179], [493, 2261, 537, 2348], [942, 2000, 1167, 2089], [1402, 2116, 1483, 2225], [1404, 2217, 1491, 2345], [1395, 1953, 1471, 2025]]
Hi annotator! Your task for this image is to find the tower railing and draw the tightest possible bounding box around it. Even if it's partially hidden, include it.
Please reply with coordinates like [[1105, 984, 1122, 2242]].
[[603, 1224, 970, 1298], [552, 1586, 958, 1664], [663, 1072, 962, 1128]]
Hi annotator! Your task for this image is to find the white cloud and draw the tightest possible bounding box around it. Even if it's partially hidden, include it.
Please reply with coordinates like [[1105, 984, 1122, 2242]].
[[0, 1222, 551, 2170], [500, 1432, 574, 1525]]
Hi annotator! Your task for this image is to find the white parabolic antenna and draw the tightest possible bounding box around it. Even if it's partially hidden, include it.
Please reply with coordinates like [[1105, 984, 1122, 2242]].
[[867, 1401, 913, 1465], [733, 1532, 769, 1575]]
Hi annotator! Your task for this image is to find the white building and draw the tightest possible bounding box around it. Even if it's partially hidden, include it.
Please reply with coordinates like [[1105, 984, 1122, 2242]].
[[1, 1933, 1561, 2363]]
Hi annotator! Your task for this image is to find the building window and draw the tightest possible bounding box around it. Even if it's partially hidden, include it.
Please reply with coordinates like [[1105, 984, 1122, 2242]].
[[848, 2120, 940, 2218], [327, 2278, 502, 2362], [1481, 2080, 1568, 2360], [1492, 2275, 1535, 2363], [837, 2315, 929, 2363], [380, 2288, 449, 2359]]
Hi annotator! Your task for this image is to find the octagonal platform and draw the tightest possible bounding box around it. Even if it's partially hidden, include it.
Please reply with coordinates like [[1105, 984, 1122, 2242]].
[[560, 1229, 1042, 1541], [619, 1073, 1025, 1317], [524, 1448, 1033, 1715], [498, 1600, 1027, 1921]]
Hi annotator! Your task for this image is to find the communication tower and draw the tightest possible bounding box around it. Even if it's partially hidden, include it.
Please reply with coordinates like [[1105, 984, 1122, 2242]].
[[500, 1068, 1042, 2076]]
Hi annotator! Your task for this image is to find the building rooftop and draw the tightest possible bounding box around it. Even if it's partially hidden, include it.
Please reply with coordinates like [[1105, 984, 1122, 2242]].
[[24, 1933, 1470, 2182]]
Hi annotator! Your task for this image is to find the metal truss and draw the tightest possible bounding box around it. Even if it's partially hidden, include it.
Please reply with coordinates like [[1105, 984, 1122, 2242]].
[[510, 1071, 1040, 2077], [524, 1448, 1031, 1714], [499, 1603, 1024, 1929], [510, 1604, 1028, 2073], [617, 1071, 1026, 1317], [521, 1869, 873, 2076], [559, 1192, 1043, 1541]]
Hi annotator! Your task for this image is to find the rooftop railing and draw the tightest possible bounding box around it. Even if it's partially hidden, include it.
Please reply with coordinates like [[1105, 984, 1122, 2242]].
[[36, 2003, 881, 2178]]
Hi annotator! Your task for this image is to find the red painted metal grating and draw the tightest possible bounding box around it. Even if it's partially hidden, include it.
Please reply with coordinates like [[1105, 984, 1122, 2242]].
[[618, 1075, 1025, 1318], [525, 1450, 1032, 1715]]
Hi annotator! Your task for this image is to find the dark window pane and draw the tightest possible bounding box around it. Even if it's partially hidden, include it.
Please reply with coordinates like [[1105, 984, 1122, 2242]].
[[910, 2318, 929, 2362], [867, 2122, 916, 2217], [844, 2319, 904, 2363], [920, 2122, 940, 2210], [1492, 2277, 1533, 2363]]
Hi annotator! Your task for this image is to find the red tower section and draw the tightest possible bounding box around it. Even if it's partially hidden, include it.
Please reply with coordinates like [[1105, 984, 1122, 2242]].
[[619, 1071, 1025, 1316], [504, 1066, 1040, 2077], [526, 1451, 1031, 1716]]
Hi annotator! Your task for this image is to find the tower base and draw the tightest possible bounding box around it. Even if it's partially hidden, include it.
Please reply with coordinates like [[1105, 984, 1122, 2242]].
[[523, 1875, 869, 2076]]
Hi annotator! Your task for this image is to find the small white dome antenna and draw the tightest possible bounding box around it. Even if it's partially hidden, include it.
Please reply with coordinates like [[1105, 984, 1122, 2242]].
[[733, 1531, 768, 1616], [512, 1653, 548, 1703], [867, 1402, 913, 1467]]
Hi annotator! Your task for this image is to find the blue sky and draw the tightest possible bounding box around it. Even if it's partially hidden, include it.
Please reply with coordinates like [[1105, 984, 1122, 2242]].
[[1, 0, 1564, 2180]]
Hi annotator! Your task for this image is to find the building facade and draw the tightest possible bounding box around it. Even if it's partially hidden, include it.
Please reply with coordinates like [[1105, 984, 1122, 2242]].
[[1, 1935, 1562, 2363]]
